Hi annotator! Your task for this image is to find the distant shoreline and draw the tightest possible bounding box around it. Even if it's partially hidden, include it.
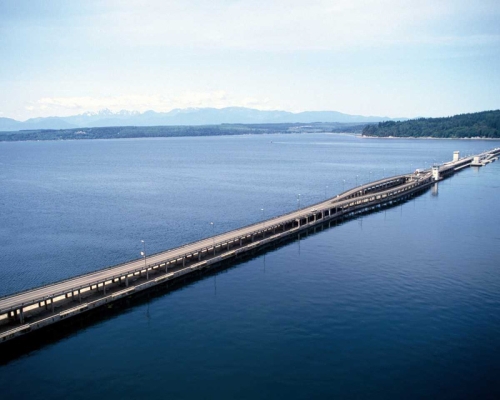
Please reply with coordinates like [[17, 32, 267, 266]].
[[0, 123, 364, 142], [2, 131, 500, 143], [361, 135, 500, 141]]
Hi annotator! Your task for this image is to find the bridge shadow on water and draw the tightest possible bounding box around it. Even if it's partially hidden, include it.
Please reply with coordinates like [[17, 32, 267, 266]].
[[0, 184, 432, 364]]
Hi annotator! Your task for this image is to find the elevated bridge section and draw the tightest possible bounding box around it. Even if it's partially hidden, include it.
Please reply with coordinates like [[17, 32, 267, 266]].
[[1, 147, 498, 344]]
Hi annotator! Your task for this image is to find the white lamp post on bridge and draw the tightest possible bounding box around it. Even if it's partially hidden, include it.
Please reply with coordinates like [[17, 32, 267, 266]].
[[141, 239, 148, 279], [210, 222, 215, 255]]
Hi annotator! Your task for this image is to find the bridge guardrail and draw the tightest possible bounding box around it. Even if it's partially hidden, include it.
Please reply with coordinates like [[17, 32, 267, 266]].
[[0, 151, 483, 309]]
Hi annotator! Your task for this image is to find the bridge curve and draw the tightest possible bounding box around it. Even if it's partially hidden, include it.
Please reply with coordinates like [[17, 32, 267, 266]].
[[1, 147, 499, 343]]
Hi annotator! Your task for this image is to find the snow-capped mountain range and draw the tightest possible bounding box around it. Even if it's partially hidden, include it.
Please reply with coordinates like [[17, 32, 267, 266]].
[[0, 107, 399, 132]]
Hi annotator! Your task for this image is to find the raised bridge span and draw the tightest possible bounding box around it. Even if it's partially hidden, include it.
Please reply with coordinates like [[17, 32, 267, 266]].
[[1, 147, 499, 343]]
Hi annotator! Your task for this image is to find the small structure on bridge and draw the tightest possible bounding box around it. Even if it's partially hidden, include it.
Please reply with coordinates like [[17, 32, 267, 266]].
[[453, 151, 460, 162], [432, 165, 440, 181], [471, 156, 483, 167]]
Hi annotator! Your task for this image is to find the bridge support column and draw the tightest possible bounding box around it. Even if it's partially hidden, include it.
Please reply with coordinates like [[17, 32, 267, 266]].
[[103, 282, 106, 295], [239, 238, 242, 246], [126, 276, 129, 287], [183, 257, 186, 267], [78, 290, 81, 303], [146, 269, 149, 280], [19, 308, 24, 324], [198, 252, 202, 261], [51, 298, 55, 313]]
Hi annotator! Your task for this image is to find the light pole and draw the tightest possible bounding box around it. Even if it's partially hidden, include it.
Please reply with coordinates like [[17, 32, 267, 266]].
[[261, 208, 265, 231], [141, 240, 147, 279], [210, 222, 215, 255]]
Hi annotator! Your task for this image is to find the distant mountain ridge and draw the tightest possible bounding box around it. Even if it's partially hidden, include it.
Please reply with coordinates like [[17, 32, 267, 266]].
[[0, 107, 400, 131]]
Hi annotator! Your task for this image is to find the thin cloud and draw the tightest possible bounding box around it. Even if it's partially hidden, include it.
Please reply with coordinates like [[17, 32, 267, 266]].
[[28, 92, 277, 117], [84, 0, 500, 51], [3, 1, 500, 120]]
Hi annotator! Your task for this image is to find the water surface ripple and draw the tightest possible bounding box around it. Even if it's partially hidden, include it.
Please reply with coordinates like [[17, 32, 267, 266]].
[[1, 134, 499, 399]]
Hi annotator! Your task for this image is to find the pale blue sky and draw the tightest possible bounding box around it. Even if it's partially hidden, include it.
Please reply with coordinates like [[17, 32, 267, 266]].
[[1, 0, 499, 120]]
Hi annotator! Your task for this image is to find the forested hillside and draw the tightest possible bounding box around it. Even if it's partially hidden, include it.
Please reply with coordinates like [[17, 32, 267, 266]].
[[0, 122, 362, 142], [362, 110, 500, 138]]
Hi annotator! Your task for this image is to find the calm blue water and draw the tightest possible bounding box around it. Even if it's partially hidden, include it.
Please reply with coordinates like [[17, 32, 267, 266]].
[[1, 134, 499, 399]]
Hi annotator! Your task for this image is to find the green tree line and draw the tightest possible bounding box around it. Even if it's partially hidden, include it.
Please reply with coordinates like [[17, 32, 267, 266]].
[[362, 110, 500, 138], [0, 122, 363, 142]]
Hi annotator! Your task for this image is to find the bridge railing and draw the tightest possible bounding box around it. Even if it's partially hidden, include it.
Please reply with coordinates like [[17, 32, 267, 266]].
[[0, 173, 436, 312], [0, 173, 418, 302]]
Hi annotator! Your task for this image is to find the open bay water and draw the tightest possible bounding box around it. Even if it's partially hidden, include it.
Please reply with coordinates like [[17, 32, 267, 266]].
[[0, 133, 499, 399]]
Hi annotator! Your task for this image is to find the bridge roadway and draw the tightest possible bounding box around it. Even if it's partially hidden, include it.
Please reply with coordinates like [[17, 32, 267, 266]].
[[0, 173, 419, 314], [1, 147, 498, 343], [0, 172, 429, 319]]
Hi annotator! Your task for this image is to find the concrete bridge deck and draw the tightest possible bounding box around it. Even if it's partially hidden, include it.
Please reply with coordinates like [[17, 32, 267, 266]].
[[1, 147, 499, 344]]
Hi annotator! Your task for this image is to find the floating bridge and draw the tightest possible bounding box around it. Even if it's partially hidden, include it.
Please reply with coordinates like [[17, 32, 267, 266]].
[[1, 147, 499, 343]]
